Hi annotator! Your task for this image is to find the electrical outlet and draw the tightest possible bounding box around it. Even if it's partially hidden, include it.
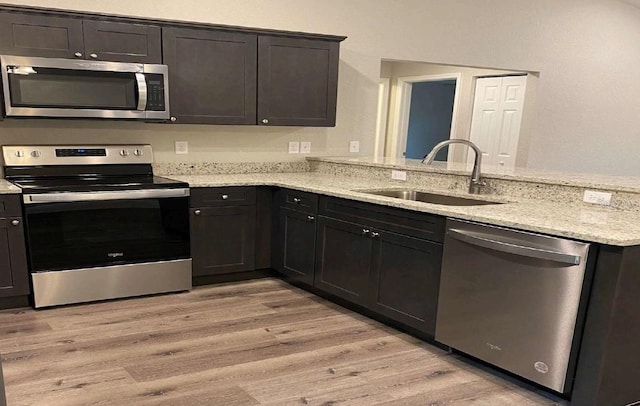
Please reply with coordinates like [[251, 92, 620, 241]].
[[288, 141, 300, 154], [174, 141, 189, 154], [300, 141, 311, 154], [349, 141, 360, 153], [391, 170, 407, 181], [579, 210, 609, 225], [583, 190, 612, 206]]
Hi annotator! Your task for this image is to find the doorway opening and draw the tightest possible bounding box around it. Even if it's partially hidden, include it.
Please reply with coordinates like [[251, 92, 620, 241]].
[[387, 73, 461, 161], [379, 60, 537, 168]]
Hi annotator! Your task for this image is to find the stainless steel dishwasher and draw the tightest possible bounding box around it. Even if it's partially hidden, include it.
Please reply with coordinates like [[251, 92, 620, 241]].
[[435, 218, 592, 394]]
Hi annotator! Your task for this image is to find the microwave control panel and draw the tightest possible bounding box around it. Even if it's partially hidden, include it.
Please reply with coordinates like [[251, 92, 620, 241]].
[[145, 74, 166, 111]]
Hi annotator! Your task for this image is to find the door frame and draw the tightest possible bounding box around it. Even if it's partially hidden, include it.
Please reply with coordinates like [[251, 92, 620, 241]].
[[374, 78, 391, 158], [389, 73, 462, 160]]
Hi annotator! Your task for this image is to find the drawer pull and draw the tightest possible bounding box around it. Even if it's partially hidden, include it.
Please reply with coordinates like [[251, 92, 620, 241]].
[[221, 194, 229, 200], [10, 219, 19, 226], [194, 209, 201, 216], [371, 232, 380, 238], [307, 215, 315, 222], [293, 197, 302, 203], [362, 228, 370, 236]]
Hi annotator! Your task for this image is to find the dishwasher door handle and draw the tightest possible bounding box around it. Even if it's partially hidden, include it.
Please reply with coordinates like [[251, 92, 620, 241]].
[[447, 228, 582, 265]]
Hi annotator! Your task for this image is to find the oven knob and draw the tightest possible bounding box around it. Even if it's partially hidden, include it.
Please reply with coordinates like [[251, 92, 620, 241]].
[[133, 149, 143, 157], [120, 149, 130, 157], [14, 150, 24, 158], [31, 150, 41, 158]]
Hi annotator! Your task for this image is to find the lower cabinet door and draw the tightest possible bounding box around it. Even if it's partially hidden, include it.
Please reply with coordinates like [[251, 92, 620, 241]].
[[314, 216, 372, 306], [274, 207, 317, 285], [369, 230, 443, 336], [191, 206, 256, 276], [0, 217, 29, 298]]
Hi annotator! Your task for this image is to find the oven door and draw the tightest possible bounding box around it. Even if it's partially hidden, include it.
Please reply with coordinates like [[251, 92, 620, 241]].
[[23, 191, 190, 272]]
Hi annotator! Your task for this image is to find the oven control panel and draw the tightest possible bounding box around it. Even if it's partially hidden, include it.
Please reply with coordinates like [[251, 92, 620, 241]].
[[2, 145, 154, 166]]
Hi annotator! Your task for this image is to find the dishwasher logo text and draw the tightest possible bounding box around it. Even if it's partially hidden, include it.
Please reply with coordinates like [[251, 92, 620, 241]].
[[486, 342, 502, 351], [107, 252, 124, 258], [534, 361, 549, 374]]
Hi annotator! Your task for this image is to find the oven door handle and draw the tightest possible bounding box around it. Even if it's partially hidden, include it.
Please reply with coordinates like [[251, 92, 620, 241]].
[[23, 188, 190, 204]]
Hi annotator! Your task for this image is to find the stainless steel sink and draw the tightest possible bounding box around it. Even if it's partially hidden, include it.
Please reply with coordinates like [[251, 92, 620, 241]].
[[362, 189, 504, 206]]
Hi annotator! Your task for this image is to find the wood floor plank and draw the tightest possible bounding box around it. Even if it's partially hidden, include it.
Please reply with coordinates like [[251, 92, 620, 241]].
[[1, 278, 561, 405]]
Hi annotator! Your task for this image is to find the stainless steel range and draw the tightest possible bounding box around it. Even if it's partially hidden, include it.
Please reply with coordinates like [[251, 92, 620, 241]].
[[2, 145, 191, 308]]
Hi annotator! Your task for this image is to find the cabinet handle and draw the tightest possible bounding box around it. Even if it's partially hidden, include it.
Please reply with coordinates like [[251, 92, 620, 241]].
[[362, 228, 370, 236], [10, 219, 20, 226], [307, 215, 315, 222], [194, 209, 201, 216], [221, 194, 229, 200], [89, 53, 98, 59], [74, 52, 83, 58], [170, 117, 177, 122], [293, 197, 301, 203], [262, 118, 269, 124], [370, 232, 380, 238]]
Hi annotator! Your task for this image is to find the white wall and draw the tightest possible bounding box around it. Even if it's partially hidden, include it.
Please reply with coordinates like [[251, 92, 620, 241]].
[[0, 0, 639, 175]]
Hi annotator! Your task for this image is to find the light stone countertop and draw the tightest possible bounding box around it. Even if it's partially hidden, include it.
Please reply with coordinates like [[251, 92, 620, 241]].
[[307, 156, 640, 193], [0, 179, 21, 194], [169, 172, 640, 247]]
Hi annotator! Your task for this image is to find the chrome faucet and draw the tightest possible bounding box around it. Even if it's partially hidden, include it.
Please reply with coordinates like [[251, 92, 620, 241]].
[[421, 139, 486, 194]]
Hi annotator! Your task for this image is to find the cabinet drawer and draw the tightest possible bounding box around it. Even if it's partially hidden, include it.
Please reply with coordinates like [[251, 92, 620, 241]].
[[278, 189, 318, 213], [0, 195, 22, 217], [319, 196, 445, 243], [191, 187, 256, 207]]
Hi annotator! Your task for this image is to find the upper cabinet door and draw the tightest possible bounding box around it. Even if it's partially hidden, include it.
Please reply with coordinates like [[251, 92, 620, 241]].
[[82, 20, 161, 63], [163, 27, 257, 125], [0, 12, 84, 58], [258, 36, 339, 127]]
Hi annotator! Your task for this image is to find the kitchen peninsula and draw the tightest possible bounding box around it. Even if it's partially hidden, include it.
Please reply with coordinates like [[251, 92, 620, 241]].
[[167, 156, 640, 406]]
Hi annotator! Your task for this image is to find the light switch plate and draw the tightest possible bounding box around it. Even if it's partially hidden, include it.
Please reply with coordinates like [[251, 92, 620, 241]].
[[300, 142, 311, 154], [349, 141, 360, 153], [288, 141, 300, 154], [175, 141, 189, 154]]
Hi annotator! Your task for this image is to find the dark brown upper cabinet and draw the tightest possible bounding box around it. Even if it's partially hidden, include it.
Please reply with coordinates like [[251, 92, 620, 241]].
[[162, 27, 257, 125], [163, 27, 342, 126], [0, 11, 161, 63], [258, 36, 339, 127]]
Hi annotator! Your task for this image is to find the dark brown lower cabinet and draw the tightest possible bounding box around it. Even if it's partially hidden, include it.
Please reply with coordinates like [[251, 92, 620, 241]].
[[369, 231, 442, 335], [314, 217, 372, 306], [190, 190, 257, 277], [274, 207, 317, 285], [191, 205, 256, 276], [0, 195, 29, 302], [313, 196, 445, 337]]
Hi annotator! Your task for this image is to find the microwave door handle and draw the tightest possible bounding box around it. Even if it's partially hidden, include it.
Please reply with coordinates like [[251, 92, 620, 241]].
[[135, 73, 147, 111]]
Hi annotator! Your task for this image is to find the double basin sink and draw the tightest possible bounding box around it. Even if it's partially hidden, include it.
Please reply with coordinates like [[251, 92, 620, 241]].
[[360, 189, 504, 206]]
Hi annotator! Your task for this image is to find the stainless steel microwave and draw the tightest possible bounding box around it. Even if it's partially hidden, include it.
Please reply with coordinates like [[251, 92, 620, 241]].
[[0, 55, 169, 120]]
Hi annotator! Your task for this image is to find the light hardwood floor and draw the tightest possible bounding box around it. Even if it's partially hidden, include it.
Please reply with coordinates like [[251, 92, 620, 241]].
[[0, 278, 561, 405]]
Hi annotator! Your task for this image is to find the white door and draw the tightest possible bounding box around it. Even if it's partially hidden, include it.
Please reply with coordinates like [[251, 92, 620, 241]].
[[469, 75, 527, 168]]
